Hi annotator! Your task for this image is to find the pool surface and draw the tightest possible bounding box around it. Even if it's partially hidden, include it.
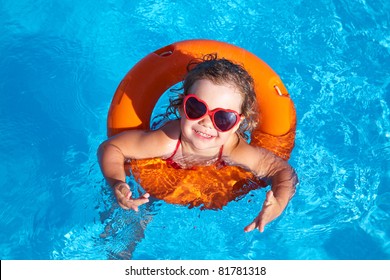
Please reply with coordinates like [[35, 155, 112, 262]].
[[0, 0, 389, 260]]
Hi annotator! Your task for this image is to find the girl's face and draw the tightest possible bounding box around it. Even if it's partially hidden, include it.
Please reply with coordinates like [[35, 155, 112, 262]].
[[180, 79, 244, 152]]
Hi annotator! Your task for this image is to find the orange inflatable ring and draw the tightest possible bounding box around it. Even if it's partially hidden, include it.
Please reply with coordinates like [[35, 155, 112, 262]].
[[107, 39, 296, 210]]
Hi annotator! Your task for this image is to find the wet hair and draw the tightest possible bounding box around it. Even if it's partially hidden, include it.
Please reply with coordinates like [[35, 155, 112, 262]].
[[166, 53, 259, 139]]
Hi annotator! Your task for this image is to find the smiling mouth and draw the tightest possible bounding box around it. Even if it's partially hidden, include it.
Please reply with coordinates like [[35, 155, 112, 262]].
[[194, 129, 214, 139]]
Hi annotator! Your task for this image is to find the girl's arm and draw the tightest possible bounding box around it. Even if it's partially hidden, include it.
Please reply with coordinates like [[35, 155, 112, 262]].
[[252, 146, 297, 209], [97, 121, 180, 210], [228, 138, 298, 232]]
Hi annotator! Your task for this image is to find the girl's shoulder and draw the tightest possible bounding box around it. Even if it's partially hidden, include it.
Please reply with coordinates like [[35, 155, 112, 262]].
[[224, 134, 269, 168], [108, 120, 181, 159], [223, 133, 247, 155]]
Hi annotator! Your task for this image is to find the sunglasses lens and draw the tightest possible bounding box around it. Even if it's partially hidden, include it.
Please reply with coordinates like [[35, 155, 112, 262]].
[[185, 97, 207, 119], [214, 111, 237, 131]]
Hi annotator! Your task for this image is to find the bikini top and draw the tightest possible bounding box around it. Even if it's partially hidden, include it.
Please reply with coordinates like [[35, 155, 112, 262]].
[[165, 137, 226, 170]]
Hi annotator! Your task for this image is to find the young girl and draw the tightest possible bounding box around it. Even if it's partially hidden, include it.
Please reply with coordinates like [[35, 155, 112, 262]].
[[98, 54, 298, 233]]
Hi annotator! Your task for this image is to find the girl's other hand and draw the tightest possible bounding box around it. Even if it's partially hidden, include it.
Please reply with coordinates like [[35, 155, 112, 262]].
[[244, 191, 283, 233], [113, 182, 150, 211]]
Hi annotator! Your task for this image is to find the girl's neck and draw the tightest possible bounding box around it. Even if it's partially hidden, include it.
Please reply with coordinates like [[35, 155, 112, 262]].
[[179, 136, 222, 158]]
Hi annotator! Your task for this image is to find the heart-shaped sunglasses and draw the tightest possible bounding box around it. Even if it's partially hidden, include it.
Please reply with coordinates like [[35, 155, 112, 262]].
[[183, 94, 242, 132]]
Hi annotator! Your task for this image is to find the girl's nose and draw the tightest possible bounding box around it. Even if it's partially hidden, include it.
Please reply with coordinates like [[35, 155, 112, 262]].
[[198, 114, 214, 130]]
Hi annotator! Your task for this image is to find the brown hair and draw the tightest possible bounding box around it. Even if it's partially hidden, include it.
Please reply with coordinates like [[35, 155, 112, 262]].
[[166, 54, 259, 139]]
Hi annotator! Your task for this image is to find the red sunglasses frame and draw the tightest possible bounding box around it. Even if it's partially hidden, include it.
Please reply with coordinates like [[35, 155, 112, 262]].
[[183, 94, 242, 132]]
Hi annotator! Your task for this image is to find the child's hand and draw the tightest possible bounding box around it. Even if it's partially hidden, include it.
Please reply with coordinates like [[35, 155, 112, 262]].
[[113, 182, 150, 211], [244, 190, 283, 233]]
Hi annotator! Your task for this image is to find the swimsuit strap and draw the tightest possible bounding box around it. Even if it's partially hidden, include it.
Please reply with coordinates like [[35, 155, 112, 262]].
[[217, 145, 227, 168], [167, 136, 181, 160], [217, 145, 224, 161], [165, 136, 182, 169]]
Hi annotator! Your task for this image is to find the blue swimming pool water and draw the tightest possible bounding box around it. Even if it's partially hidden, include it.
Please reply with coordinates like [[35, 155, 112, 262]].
[[0, 0, 389, 260]]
